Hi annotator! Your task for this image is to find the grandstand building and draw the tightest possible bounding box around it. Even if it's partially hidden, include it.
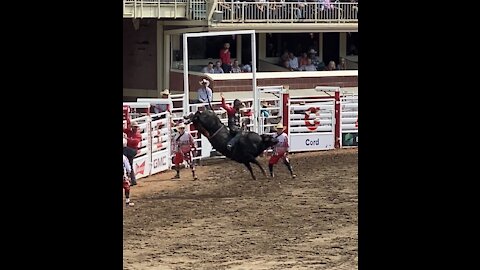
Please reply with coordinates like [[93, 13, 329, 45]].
[[123, 0, 358, 101]]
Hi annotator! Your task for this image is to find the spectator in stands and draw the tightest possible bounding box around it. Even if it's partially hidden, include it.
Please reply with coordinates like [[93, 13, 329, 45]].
[[230, 59, 242, 73], [300, 58, 317, 71], [197, 78, 213, 105], [282, 59, 292, 71], [219, 42, 232, 73], [242, 61, 252, 72], [299, 52, 309, 67], [324, 60, 337, 71], [213, 61, 225, 74], [308, 48, 322, 70], [201, 62, 215, 73], [280, 49, 290, 64], [123, 133, 137, 187], [337, 57, 347, 70], [295, 0, 307, 20], [288, 52, 300, 71], [123, 154, 135, 207]]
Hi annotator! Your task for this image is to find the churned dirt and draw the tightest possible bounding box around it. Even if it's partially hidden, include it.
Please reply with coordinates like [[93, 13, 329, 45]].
[[123, 148, 358, 270]]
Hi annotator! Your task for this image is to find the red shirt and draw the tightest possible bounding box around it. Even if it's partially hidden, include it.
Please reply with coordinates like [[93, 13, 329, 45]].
[[221, 97, 236, 116], [219, 48, 231, 65], [123, 128, 142, 150]]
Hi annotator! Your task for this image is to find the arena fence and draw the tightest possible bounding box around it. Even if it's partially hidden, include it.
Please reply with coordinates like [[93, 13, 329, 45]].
[[123, 86, 357, 179]]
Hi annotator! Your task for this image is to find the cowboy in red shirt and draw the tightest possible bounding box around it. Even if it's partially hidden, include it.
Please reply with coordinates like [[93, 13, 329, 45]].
[[123, 121, 142, 151]]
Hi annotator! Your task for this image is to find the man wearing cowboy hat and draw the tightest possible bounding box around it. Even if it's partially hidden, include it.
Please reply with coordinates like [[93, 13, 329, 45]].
[[197, 78, 213, 105], [171, 122, 198, 180], [152, 88, 172, 114], [268, 123, 296, 179]]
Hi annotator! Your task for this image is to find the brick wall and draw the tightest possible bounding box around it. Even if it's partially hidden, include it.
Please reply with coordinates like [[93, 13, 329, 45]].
[[170, 72, 357, 96]]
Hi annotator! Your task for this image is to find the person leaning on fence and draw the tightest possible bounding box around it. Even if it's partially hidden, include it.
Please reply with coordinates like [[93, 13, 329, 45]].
[[152, 88, 171, 114], [124, 121, 142, 152], [197, 78, 213, 107], [269, 123, 297, 179], [171, 122, 198, 180], [123, 154, 135, 207], [220, 93, 243, 151]]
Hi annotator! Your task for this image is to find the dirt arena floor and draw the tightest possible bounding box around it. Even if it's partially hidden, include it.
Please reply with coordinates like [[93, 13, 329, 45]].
[[123, 148, 358, 270]]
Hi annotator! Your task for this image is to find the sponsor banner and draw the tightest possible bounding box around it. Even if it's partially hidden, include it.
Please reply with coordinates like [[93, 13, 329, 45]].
[[150, 149, 170, 175], [289, 133, 335, 152], [132, 155, 150, 180]]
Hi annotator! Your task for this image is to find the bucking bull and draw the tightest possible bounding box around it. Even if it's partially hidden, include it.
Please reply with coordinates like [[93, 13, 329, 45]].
[[184, 110, 278, 180]]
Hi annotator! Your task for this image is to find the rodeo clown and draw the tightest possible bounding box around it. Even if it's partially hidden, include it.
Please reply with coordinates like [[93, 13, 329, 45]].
[[123, 153, 135, 207], [171, 122, 198, 180], [269, 123, 297, 179]]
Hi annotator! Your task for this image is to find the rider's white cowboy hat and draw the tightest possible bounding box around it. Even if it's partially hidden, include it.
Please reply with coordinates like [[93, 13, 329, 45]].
[[131, 121, 139, 127], [199, 78, 210, 87]]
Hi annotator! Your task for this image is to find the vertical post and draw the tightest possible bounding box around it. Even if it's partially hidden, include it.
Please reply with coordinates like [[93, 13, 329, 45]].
[[251, 32, 258, 133], [259, 33, 266, 60], [339, 32, 347, 59], [163, 33, 171, 90], [183, 34, 189, 116], [157, 21, 164, 97], [334, 90, 341, 148], [283, 92, 290, 134], [236, 34, 242, 64], [318, 33, 324, 63]]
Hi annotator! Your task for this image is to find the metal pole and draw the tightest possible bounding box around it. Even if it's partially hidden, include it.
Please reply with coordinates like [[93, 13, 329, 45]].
[[251, 32, 257, 133], [182, 33, 189, 117]]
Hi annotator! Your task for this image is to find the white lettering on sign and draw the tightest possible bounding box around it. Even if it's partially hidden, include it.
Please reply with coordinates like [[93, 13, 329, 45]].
[[153, 155, 167, 169], [305, 138, 320, 146]]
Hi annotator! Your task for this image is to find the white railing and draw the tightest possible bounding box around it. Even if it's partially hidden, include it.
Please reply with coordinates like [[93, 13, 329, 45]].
[[212, 1, 358, 23], [123, 0, 358, 22], [123, 0, 189, 18]]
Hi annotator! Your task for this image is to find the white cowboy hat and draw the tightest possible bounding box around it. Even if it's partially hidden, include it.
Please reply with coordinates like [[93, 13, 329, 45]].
[[131, 121, 139, 127], [308, 49, 317, 54], [199, 78, 210, 87], [160, 88, 170, 96], [276, 123, 284, 129]]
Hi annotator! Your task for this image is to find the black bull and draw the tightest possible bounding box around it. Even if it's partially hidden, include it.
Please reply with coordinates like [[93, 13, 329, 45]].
[[184, 110, 278, 180]]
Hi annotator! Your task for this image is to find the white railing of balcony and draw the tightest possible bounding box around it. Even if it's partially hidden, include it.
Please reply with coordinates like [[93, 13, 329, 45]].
[[123, 0, 189, 18], [190, 0, 208, 20], [213, 1, 358, 23]]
